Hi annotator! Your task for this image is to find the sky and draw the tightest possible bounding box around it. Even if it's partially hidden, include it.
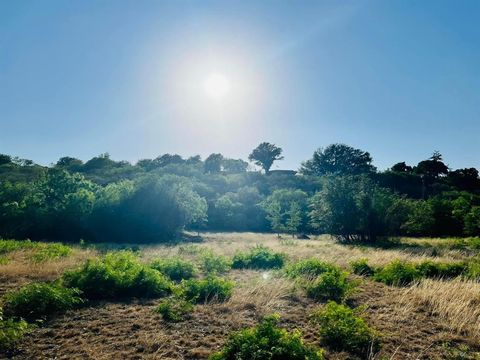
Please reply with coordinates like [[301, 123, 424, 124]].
[[1, 0, 479, 171]]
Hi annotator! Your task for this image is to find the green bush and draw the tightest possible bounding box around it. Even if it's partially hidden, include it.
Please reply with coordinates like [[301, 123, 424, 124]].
[[201, 251, 232, 274], [310, 301, 379, 356], [465, 260, 480, 280], [416, 261, 466, 279], [305, 270, 355, 302], [182, 276, 234, 303], [155, 297, 194, 322], [209, 314, 324, 360], [0, 240, 36, 255], [63, 251, 173, 299], [231, 246, 286, 270], [0, 255, 9, 265], [373, 260, 421, 286], [30, 243, 72, 263], [150, 257, 196, 282], [0, 240, 72, 263], [285, 258, 338, 279], [0, 308, 29, 352], [350, 259, 375, 276], [2, 282, 83, 322]]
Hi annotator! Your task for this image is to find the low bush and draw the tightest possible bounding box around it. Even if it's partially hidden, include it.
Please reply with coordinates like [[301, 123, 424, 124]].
[[2, 282, 83, 322], [285, 258, 338, 279], [350, 259, 375, 276], [155, 297, 194, 322], [0, 318, 28, 352], [209, 314, 324, 360], [182, 276, 234, 303], [416, 261, 466, 279], [0, 255, 9, 265], [150, 258, 196, 282], [373, 260, 421, 286], [30, 243, 72, 263], [310, 301, 379, 356], [0, 240, 72, 262], [63, 251, 173, 299], [200, 251, 232, 274], [465, 260, 480, 280], [0, 239, 36, 255], [232, 246, 286, 270], [305, 269, 355, 302], [0, 308, 29, 352]]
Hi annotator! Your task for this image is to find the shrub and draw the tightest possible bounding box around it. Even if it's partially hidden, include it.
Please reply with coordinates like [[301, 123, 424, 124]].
[[310, 301, 379, 356], [63, 251, 172, 299], [0, 308, 29, 352], [465, 260, 480, 280], [305, 270, 355, 302], [0, 255, 9, 265], [30, 243, 72, 263], [350, 259, 375, 276], [200, 251, 231, 274], [155, 297, 194, 322], [182, 276, 234, 303], [232, 246, 286, 270], [2, 282, 83, 322], [416, 261, 466, 279], [209, 314, 324, 360], [373, 260, 421, 286], [150, 258, 196, 282], [285, 258, 338, 279], [0, 239, 36, 255], [0, 240, 72, 262]]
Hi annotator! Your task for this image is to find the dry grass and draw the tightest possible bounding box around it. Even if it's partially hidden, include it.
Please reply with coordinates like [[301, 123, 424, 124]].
[[3, 233, 480, 359], [225, 271, 297, 317], [0, 247, 97, 296], [141, 232, 467, 269], [398, 279, 480, 343]]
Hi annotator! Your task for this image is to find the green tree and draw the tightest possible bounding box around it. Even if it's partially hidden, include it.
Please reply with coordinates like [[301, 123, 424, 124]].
[[286, 202, 302, 237], [300, 144, 375, 176], [204, 153, 223, 173], [248, 142, 283, 174], [263, 200, 284, 236], [222, 158, 248, 173], [309, 176, 396, 243], [414, 151, 449, 179]]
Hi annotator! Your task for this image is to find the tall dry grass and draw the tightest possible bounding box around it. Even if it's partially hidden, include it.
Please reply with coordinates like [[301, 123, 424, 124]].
[[398, 278, 480, 342], [141, 232, 467, 268]]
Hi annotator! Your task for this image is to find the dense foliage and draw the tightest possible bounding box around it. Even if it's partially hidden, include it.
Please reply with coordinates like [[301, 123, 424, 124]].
[[150, 258, 197, 282], [0, 308, 29, 352], [231, 246, 286, 269], [310, 301, 379, 356], [209, 314, 324, 360], [2, 282, 83, 322], [354, 259, 480, 285], [2, 143, 480, 243], [63, 252, 173, 299], [182, 276, 234, 303], [155, 298, 194, 322]]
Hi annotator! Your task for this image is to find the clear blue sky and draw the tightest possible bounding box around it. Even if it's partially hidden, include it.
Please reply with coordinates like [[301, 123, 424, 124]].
[[1, 0, 479, 171]]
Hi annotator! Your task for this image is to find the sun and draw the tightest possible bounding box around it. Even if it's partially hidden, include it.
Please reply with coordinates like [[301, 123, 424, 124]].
[[203, 73, 230, 99]]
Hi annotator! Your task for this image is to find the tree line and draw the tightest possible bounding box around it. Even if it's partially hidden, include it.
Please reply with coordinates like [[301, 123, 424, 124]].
[[1, 143, 479, 243]]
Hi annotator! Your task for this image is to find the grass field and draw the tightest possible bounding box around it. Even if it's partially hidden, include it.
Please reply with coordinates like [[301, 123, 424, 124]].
[[1, 233, 479, 359]]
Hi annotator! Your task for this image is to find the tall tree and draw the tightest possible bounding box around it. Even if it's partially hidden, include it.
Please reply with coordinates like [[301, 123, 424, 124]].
[[286, 202, 302, 238], [248, 142, 283, 174], [300, 144, 375, 176], [222, 158, 248, 173], [204, 153, 223, 173], [414, 151, 449, 179]]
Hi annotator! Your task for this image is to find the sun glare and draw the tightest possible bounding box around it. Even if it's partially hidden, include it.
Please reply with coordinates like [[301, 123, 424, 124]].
[[204, 73, 230, 99]]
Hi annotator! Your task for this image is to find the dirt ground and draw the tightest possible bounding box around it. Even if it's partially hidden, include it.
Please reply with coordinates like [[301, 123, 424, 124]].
[[2, 233, 480, 359]]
